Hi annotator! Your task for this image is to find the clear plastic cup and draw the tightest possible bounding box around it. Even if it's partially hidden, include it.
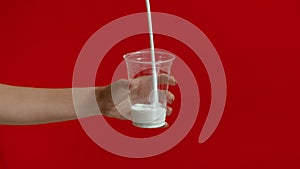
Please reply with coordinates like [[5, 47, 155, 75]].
[[123, 50, 175, 128]]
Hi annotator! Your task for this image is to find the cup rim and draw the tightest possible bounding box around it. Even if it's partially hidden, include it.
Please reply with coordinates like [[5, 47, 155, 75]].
[[123, 50, 176, 64]]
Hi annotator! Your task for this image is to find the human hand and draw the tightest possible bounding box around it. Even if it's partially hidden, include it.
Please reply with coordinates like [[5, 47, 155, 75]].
[[96, 74, 177, 120]]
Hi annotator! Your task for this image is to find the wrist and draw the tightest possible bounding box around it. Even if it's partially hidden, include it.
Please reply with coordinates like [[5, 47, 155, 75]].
[[95, 86, 107, 116]]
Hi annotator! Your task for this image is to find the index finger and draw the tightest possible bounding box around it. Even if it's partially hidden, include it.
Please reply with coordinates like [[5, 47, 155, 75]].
[[157, 74, 177, 86]]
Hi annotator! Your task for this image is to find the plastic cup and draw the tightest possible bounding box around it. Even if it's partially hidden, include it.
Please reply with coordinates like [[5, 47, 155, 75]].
[[123, 50, 175, 128]]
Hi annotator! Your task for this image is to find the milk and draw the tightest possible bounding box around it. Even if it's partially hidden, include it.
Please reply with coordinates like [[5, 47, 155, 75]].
[[131, 103, 166, 128]]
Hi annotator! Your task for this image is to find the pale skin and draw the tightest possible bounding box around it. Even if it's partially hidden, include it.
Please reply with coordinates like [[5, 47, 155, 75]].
[[0, 75, 176, 125]]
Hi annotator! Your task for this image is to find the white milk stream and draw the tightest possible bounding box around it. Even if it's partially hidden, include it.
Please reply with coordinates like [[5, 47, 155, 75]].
[[146, 0, 159, 106]]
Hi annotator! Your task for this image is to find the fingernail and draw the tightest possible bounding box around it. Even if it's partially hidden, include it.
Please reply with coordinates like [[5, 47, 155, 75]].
[[164, 122, 169, 128], [167, 107, 173, 115], [169, 76, 175, 85]]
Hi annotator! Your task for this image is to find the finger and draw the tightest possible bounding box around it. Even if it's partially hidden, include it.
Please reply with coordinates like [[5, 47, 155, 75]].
[[103, 113, 127, 120], [166, 91, 175, 104], [166, 106, 173, 116], [157, 74, 176, 86], [116, 113, 128, 120], [167, 76, 177, 86], [134, 74, 177, 86], [162, 122, 169, 128], [156, 122, 169, 128]]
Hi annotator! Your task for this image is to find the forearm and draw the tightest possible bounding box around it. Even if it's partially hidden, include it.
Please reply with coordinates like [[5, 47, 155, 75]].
[[0, 84, 77, 125]]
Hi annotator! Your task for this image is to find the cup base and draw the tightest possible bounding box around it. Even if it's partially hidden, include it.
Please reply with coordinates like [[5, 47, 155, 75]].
[[133, 122, 166, 128]]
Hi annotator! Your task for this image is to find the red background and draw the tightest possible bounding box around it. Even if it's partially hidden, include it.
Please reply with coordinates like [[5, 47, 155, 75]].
[[0, 0, 299, 168]]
